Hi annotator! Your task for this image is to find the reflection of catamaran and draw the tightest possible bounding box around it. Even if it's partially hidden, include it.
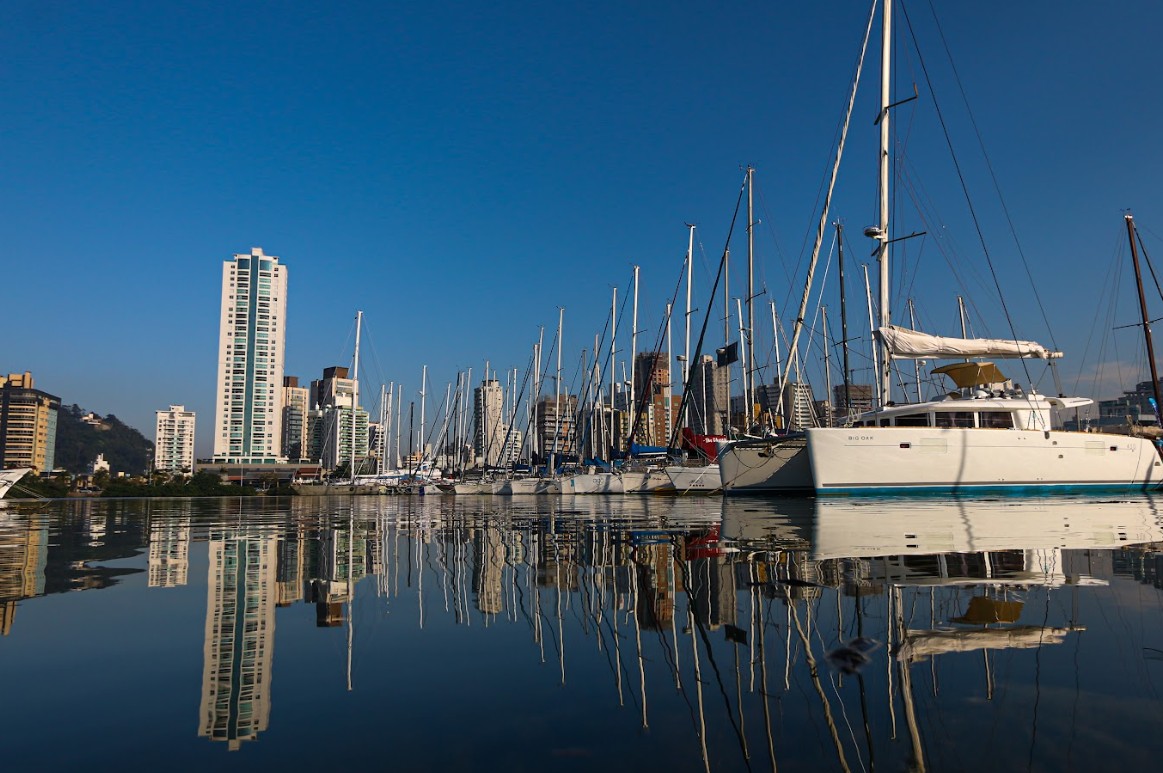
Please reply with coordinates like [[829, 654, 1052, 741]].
[[811, 495, 1163, 587]]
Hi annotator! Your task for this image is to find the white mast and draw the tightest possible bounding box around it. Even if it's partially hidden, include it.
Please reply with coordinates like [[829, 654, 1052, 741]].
[[876, 0, 893, 406], [746, 167, 755, 428], [683, 224, 695, 430], [822, 305, 833, 427], [552, 307, 564, 471], [351, 310, 362, 482], [419, 365, 427, 465], [610, 285, 617, 459], [736, 298, 747, 429], [394, 383, 402, 469], [863, 264, 882, 407], [665, 302, 674, 445], [630, 265, 639, 446]]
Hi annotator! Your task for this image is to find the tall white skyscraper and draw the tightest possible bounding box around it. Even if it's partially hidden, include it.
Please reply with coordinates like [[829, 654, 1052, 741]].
[[155, 404, 196, 473], [212, 248, 288, 464], [473, 379, 505, 467]]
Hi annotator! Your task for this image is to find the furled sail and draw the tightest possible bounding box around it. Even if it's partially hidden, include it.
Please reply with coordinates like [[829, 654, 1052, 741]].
[[876, 325, 1063, 360]]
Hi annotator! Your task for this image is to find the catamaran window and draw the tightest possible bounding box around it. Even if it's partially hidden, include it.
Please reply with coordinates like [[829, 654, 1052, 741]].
[[934, 411, 974, 428], [979, 411, 1014, 429], [894, 413, 930, 427], [879, 419, 890, 426]]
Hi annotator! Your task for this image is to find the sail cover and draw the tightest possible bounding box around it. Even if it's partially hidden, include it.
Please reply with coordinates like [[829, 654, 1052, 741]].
[[876, 325, 1063, 360]]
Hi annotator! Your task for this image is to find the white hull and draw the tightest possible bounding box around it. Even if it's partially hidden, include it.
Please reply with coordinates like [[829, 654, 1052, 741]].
[[498, 478, 560, 495], [560, 472, 625, 495], [807, 426, 1163, 495], [717, 436, 812, 493], [664, 464, 721, 494], [453, 481, 495, 495], [620, 469, 672, 494], [0, 468, 30, 499]]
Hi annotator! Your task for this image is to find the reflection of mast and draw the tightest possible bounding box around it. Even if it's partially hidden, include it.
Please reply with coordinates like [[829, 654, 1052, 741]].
[[789, 600, 851, 773], [894, 586, 926, 772], [347, 508, 354, 692]]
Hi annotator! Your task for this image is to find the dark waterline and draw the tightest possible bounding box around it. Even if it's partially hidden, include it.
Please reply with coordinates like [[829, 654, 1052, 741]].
[[2, 494, 1162, 771]]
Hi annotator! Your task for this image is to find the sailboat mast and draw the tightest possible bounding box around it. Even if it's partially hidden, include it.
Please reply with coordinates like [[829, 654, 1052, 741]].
[[746, 167, 756, 427], [351, 310, 362, 482], [863, 264, 882, 407], [1126, 213, 1163, 421], [419, 364, 427, 466], [630, 265, 639, 448], [666, 302, 674, 445], [552, 307, 564, 470], [822, 305, 833, 426], [837, 222, 852, 423], [876, 0, 893, 407], [684, 224, 695, 431], [611, 285, 617, 458]]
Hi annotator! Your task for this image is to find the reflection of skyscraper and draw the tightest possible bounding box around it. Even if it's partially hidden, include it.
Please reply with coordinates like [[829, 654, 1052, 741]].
[[199, 529, 277, 750], [473, 527, 505, 615], [0, 516, 47, 635], [148, 517, 191, 588]]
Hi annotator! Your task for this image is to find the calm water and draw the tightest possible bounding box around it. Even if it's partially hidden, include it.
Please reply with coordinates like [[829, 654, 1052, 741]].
[[3, 494, 1163, 772]]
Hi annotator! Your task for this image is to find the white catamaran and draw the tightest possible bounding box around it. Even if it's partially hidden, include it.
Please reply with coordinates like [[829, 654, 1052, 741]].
[[804, 1, 1163, 495]]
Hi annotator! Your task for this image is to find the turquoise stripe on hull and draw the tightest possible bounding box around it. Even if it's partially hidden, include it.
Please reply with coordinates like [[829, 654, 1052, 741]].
[[817, 481, 1161, 497]]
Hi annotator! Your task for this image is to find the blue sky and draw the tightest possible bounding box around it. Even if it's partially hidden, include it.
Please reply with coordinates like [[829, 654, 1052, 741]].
[[3, 1, 1162, 458]]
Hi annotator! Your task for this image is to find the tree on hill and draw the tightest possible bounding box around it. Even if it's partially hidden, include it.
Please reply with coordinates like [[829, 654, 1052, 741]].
[[54, 404, 154, 474]]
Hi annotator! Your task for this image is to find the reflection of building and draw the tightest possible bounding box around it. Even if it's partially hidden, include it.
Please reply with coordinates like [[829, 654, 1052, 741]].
[[155, 405, 196, 474], [0, 371, 60, 472], [473, 527, 505, 615], [0, 517, 47, 635], [148, 517, 190, 588], [212, 247, 288, 465], [199, 530, 277, 750]]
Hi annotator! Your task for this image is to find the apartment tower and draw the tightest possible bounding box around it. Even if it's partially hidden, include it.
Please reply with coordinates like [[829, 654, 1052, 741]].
[[154, 405, 196, 474], [212, 248, 287, 464]]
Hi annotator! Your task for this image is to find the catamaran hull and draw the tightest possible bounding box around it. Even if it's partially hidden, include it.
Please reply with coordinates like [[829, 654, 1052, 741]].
[[718, 436, 813, 494], [0, 468, 30, 499], [806, 426, 1163, 495]]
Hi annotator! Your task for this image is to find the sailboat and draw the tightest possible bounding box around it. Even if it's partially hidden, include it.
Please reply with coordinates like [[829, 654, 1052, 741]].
[[0, 468, 31, 500], [804, 0, 1163, 495]]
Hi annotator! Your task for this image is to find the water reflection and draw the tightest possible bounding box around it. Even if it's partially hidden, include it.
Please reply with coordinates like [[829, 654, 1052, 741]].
[[1, 494, 1162, 769]]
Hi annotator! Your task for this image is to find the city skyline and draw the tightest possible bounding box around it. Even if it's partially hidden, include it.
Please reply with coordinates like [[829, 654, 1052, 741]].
[[5, 2, 1163, 458]]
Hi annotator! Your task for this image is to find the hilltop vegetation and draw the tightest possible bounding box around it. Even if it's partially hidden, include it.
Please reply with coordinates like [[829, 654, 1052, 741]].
[[54, 404, 153, 474]]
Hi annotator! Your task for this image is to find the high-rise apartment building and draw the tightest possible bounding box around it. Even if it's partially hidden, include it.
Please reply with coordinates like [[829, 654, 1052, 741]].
[[306, 367, 369, 471], [686, 355, 730, 435], [0, 372, 60, 472], [632, 352, 673, 446], [155, 405, 196, 473], [212, 248, 287, 465], [473, 379, 506, 467], [280, 377, 309, 462]]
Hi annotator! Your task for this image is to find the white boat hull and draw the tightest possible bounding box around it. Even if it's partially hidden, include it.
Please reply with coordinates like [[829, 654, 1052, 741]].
[[806, 426, 1163, 495], [499, 478, 560, 495], [0, 468, 30, 499], [718, 436, 812, 493], [664, 464, 721, 494], [560, 473, 625, 495], [453, 481, 495, 495], [620, 469, 672, 494]]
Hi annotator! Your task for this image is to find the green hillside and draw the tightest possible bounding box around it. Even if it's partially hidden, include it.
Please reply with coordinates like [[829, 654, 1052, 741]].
[[54, 404, 154, 474]]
